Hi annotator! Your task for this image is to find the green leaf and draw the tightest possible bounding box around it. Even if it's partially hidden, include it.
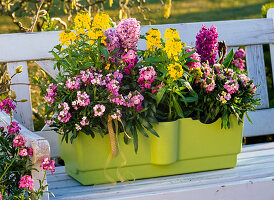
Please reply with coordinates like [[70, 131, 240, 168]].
[[173, 95, 184, 118], [136, 122, 149, 137], [100, 46, 109, 60], [156, 86, 167, 105], [139, 118, 159, 137], [131, 126, 138, 153], [223, 49, 234, 68], [246, 113, 253, 124]]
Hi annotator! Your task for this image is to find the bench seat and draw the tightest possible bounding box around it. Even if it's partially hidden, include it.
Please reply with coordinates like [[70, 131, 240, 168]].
[[47, 142, 274, 200]]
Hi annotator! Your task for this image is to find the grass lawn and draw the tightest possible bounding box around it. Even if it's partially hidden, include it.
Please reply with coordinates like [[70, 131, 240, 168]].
[[0, 0, 273, 130]]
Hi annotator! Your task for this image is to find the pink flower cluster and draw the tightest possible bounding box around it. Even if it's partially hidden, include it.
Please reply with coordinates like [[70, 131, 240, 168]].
[[116, 18, 140, 50], [235, 49, 245, 59], [232, 58, 245, 71], [45, 83, 58, 105], [110, 109, 122, 119], [19, 175, 34, 191], [138, 66, 157, 90], [185, 49, 201, 69], [201, 64, 216, 93], [232, 49, 246, 71], [76, 91, 90, 107], [93, 104, 106, 116], [0, 98, 16, 114], [122, 50, 138, 74], [13, 135, 26, 147], [41, 156, 55, 174], [195, 25, 218, 66], [105, 29, 122, 63], [7, 121, 21, 135], [224, 80, 239, 94], [238, 74, 256, 94], [57, 102, 71, 123], [80, 116, 89, 126], [78, 68, 105, 86], [66, 77, 81, 90]]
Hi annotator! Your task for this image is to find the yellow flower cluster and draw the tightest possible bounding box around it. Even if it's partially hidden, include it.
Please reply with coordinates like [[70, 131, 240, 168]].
[[167, 63, 184, 80], [164, 28, 182, 60], [59, 30, 76, 46], [74, 12, 91, 30], [146, 28, 162, 51], [87, 28, 107, 45], [92, 12, 112, 30]]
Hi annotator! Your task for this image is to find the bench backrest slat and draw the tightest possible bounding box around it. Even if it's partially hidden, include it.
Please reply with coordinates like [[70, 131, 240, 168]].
[[0, 18, 274, 63], [246, 45, 269, 109], [7, 61, 34, 131]]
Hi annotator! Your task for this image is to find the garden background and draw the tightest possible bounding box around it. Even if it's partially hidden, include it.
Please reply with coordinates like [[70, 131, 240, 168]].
[[0, 0, 273, 143]]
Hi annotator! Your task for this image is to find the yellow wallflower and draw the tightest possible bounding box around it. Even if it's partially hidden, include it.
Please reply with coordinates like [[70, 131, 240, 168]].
[[59, 30, 76, 46], [167, 63, 184, 80], [146, 28, 162, 51], [163, 28, 182, 60], [164, 28, 180, 40], [87, 28, 107, 45], [74, 12, 91, 30], [92, 12, 111, 30], [105, 63, 111, 70]]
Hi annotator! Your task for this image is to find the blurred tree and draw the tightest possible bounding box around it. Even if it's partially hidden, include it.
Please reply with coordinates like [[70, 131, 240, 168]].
[[0, 0, 171, 32]]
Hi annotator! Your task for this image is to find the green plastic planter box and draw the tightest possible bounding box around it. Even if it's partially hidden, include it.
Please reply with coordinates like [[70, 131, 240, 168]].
[[59, 116, 243, 185]]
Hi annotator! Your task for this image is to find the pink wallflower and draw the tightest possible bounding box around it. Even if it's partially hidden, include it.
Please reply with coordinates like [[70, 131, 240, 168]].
[[110, 109, 122, 119], [122, 50, 138, 74], [0, 193, 2, 200], [116, 18, 140, 50], [250, 83, 257, 94], [27, 147, 33, 157], [57, 102, 72, 123], [185, 49, 201, 69], [138, 66, 157, 91], [80, 116, 89, 126], [232, 58, 245, 71], [44, 83, 58, 105], [235, 49, 245, 59], [41, 156, 55, 174], [65, 77, 81, 90], [19, 148, 28, 157], [195, 25, 218, 65], [76, 91, 90, 107], [238, 74, 250, 87], [105, 29, 122, 62], [7, 121, 21, 135], [93, 104, 106, 116], [136, 104, 143, 112], [19, 175, 34, 191], [13, 135, 26, 147], [224, 80, 239, 94], [0, 99, 16, 114]]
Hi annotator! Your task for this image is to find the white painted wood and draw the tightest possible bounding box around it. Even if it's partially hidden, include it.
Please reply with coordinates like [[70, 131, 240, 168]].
[[35, 60, 58, 80], [46, 142, 274, 200], [7, 62, 34, 131], [0, 18, 274, 62], [35, 130, 60, 158], [0, 31, 61, 62], [243, 109, 274, 137], [267, 8, 274, 88], [245, 45, 269, 109]]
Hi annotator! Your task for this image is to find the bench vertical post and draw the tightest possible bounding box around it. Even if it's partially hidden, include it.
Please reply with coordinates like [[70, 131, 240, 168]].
[[7, 62, 34, 131], [267, 8, 274, 88]]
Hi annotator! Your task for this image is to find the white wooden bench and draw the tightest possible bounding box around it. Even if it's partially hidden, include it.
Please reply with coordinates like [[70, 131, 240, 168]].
[[1, 8, 274, 200]]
